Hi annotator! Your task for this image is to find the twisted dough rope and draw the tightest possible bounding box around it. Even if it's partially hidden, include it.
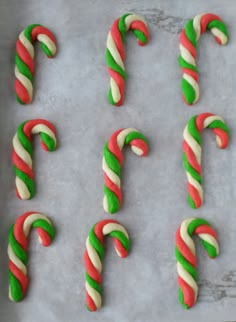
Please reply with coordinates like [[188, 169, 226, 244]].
[[175, 217, 219, 309], [8, 212, 55, 302], [84, 219, 130, 311], [12, 119, 57, 200], [179, 13, 228, 105], [183, 112, 230, 208], [103, 128, 149, 214], [106, 13, 149, 106], [15, 24, 57, 104]]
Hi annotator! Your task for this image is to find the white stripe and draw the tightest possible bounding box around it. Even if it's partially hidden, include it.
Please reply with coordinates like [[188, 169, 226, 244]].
[[86, 281, 101, 309], [15, 66, 33, 101], [103, 223, 128, 238], [116, 128, 139, 150], [13, 133, 32, 168], [103, 196, 109, 213], [187, 173, 203, 200], [180, 44, 196, 66], [193, 13, 205, 41], [107, 32, 124, 70], [183, 125, 201, 164], [124, 14, 147, 31], [19, 31, 34, 58], [15, 177, 31, 200], [31, 124, 56, 146], [180, 218, 196, 255], [199, 233, 219, 255], [110, 77, 121, 104], [211, 28, 228, 45], [102, 158, 120, 187], [8, 244, 27, 275], [37, 34, 57, 55], [183, 73, 199, 104], [202, 115, 224, 128], [177, 262, 198, 302], [23, 213, 51, 237], [86, 238, 102, 273]]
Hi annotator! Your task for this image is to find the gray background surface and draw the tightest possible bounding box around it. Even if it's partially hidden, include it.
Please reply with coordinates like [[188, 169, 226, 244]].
[[0, 0, 235, 321]]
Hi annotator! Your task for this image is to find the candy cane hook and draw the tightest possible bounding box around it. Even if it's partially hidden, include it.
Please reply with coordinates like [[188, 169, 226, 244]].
[[175, 217, 219, 309], [84, 219, 130, 311], [179, 13, 228, 105], [103, 128, 149, 214], [12, 119, 57, 200], [106, 13, 149, 106], [183, 113, 230, 208], [15, 24, 57, 104], [8, 212, 55, 302]]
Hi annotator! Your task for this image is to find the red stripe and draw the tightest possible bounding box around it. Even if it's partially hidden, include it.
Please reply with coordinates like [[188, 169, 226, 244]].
[[108, 129, 124, 164], [110, 19, 125, 60], [36, 228, 51, 246], [183, 141, 201, 173], [13, 212, 33, 250], [181, 68, 198, 82], [200, 14, 221, 34], [23, 119, 56, 140], [9, 260, 28, 296], [213, 128, 229, 148], [130, 138, 148, 156], [12, 150, 33, 178], [104, 173, 122, 205], [16, 40, 34, 73], [86, 292, 98, 311], [188, 182, 202, 208], [178, 276, 196, 308], [195, 113, 213, 131], [108, 68, 124, 106], [113, 238, 128, 258], [15, 79, 31, 104], [180, 30, 197, 59], [31, 26, 56, 45], [94, 219, 118, 242], [130, 21, 149, 45], [176, 228, 196, 267], [84, 251, 101, 283], [194, 225, 217, 239]]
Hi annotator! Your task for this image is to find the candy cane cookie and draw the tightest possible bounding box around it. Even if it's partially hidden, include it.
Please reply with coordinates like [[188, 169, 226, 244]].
[[183, 113, 230, 208], [8, 212, 55, 302], [179, 13, 228, 105], [175, 217, 219, 309], [103, 128, 149, 214], [84, 219, 130, 311], [15, 24, 57, 104], [106, 13, 149, 106], [12, 119, 57, 200]]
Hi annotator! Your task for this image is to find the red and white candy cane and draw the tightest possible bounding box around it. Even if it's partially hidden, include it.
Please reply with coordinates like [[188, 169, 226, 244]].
[[183, 113, 230, 208], [15, 24, 57, 104], [106, 13, 149, 106]]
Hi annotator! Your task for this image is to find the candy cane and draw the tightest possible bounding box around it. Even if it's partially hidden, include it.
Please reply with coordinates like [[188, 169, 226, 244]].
[[15, 24, 57, 104], [183, 112, 230, 208], [175, 217, 219, 309], [179, 13, 228, 105], [103, 128, 149, 214], [8, 211, 55, 302], [84, 219, 130, 311], [12, 119, 57, 200], [106, 13, 149, 106]]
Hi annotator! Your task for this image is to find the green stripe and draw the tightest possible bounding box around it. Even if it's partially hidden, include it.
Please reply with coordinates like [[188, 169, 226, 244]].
[[109, 230, 130, 251], [104, 186, 120, 214], [201, 240, 218, 258], [17, 122, 33, 156], [181, 78, 196, 105], [85, 273, 102, 294], [105, 49, 126, 79], [208, 120, 230, 136], [185, 19, 197, 47], [24, 24, 41, 42], [13, 166, 34, 198], [187, 115, 201, 145], [187, 218, 210, 235], [9, 271, 23, 302], [188, 195, 197, 209], [89, 226, 104, 260], [178, 56, 198, 72], [15, 54, 33, 81], [182, 152, 202, 183], [133, 29, 147, 44], [32, 219, 55, 240], [175, 247, 197, 280], [207, 20, 228, 38], [179, 288, 189, 309], [8, 225, 27, 264], [103, 143, 121, 176], [118, 14, 131, 42], [125, 131, 148, 146], [40, 132, 56, 151], [40, 43, 53, 57]]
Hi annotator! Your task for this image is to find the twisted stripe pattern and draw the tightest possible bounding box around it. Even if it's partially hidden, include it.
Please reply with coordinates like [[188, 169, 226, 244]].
[[106, 13, 149, 106], [179, 13, 228, 105], [12, 119, 57, 200], [175, 217, 219, 309], [8, 212, 55, 302], [103, 128, 149, 214], [15, 24, 57, 104], [84, 219, 130, 311], [183, 113, 230, 208]]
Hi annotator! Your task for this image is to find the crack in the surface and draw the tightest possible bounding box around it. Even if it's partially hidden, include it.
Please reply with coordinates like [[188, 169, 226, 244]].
[[129, 8, 188, 34]]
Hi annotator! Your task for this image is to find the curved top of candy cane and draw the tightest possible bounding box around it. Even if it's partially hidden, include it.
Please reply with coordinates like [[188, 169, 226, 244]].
[[85, 219, 130, 311], [179, 13, 229, 105], [8, 211, 55, 302], [183, 113, 230, 208], [175, 217, 219, 309], [103, 128, 149, 214], [12, 119, 57, 200], [15, 24, 57, 104], [106, 13, 149, 106]]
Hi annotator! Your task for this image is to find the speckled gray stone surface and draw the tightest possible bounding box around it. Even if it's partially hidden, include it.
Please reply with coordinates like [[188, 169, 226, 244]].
[[0, 1, 235, 321]]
